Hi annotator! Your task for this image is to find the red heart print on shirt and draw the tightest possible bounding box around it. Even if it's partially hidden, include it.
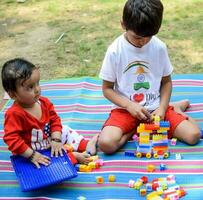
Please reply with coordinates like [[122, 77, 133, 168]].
[[133, 93, 144, 102]]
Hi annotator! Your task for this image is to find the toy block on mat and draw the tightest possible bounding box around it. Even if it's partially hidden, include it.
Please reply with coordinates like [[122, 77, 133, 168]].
[[10, 149, 78, 192]]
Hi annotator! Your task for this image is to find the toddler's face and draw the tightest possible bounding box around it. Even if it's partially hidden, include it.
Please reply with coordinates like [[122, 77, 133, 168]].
[[125, 30, 152, 48], [14, 68, 41, 107]]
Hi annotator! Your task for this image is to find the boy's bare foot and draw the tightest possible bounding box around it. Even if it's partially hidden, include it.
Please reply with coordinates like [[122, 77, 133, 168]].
[[170, 99, 190, 116], [86, 134, 99, 156], [73, 152, 91, 165]]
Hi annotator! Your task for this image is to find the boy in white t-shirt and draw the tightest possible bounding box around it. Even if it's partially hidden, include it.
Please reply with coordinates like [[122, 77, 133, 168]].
[[98, 0, 201, 154]]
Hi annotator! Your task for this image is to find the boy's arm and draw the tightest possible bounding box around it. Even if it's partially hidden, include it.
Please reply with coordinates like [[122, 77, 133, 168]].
[[102, 80, 150, 120], [160, 75, 172, 110], [153, 75, 172, 119], [102, 80, 131, 109]]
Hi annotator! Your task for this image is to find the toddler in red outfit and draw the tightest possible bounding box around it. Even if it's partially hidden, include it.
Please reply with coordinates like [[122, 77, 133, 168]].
[[1, 58, 98, 168]]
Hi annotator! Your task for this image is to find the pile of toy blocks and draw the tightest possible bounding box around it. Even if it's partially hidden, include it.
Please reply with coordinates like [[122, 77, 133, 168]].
[[128, 116, 171, 159], [128, 175, 186, 200], [75, 155, 104, 172], [63, 144, 104, 172]]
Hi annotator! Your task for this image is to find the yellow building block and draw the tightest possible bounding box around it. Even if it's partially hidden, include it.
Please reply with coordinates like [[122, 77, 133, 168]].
[[108, 174, 116, 182]]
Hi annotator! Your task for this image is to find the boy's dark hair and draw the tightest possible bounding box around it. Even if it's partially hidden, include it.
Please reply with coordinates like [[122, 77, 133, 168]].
[[122, 0, 163, 37], [1, 58, 36, 92]]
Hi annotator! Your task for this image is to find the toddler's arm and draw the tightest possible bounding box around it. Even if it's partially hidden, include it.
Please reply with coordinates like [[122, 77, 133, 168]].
[[50, 131, 63, 157], [102, 80, 151, 120]]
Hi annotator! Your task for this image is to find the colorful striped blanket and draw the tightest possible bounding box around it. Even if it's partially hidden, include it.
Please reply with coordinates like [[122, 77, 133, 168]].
[[0, 74, 203, 200]]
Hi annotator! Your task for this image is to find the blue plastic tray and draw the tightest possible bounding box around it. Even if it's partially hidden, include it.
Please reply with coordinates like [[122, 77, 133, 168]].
[[10, 149, 77, 192]]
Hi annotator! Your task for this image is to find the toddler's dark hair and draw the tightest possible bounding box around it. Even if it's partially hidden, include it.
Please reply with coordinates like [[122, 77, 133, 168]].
[[122, 0, 163, 37], [1, 58, 36, 92]]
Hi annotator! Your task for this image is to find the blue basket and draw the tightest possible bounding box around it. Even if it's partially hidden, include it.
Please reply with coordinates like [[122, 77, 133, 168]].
[[10, 149, 78, 192]]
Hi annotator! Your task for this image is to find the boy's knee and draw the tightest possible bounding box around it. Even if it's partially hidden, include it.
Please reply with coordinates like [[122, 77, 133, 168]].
[[98, 138, 117, 154], [185, 130, 201, 145]]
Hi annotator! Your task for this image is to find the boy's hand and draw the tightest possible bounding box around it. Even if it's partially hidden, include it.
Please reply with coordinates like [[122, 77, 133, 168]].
[[50, 140, 63, 157], [151, 107, 166, 120], [126, 101, 151, 121], [30, 151, 51, 169]]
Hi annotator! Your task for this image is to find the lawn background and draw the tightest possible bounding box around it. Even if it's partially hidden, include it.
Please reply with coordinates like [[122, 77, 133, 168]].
[[0, 0, 202, 99]]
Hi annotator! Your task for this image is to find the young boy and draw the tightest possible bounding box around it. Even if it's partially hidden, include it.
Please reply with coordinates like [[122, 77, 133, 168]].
[[98, 0, 200, 154], [1, 58, 98, 168]]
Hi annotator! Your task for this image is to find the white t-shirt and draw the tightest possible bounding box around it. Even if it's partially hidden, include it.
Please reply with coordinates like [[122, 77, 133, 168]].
[[99, 34, 173, 112]]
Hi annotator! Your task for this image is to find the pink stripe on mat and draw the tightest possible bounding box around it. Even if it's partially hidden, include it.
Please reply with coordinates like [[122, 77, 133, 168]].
[[172, 80, 203, 86], [170, 147, 203, 153], [105, 160, 203, 166], [41, 83, 101, 90]]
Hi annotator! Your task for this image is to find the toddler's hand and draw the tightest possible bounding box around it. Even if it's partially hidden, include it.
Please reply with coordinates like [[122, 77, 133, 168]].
[[73, 152, 92, 165], [126, 101, 151, 121], [30, 151, 51, 169], [51, 139, 63, 157]]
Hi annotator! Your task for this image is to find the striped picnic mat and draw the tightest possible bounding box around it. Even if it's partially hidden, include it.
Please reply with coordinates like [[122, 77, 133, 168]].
[[0, 74, 203, 200]]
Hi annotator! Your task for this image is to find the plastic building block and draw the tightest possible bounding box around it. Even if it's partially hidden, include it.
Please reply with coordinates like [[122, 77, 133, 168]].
[[125, 151, 135, 157], [88, 162, 97, 169], [141, 176, 148, 184], [78, 164, 92, 172], [170, 138, 177, 146], [140, 188, 147, 196], [146, 183, 153, 192], [95, 159, 104, 166], [10, 149, 77, 191], [153, 115, 160, 125], [175, 153, 182, 160], [108, 174, 116, 182], [147, 164, 155, 172], [96, 176, 104, 184], [75, 164, 80, 171], [64, 144, 74, 152], [128, 179, 135, 188], [134, 179, 143, 189], [159, 121, 170, 128], [89, 155, 99, 161], [132, 134, 139, 141], [160, 163, 167, 171]]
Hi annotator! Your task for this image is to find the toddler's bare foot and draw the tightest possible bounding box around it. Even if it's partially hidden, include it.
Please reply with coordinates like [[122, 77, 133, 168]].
[[73, 152, 91, 165], [86, 134, 99, 156], [170, 99, 190, 116]]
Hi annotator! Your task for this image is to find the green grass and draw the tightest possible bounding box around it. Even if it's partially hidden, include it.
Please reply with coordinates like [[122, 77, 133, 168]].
[[0, 0, 202, 83]]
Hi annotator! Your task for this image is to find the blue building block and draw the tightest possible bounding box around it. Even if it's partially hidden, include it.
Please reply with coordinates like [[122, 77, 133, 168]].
[[159, 121, 170, 127], [125, 151, 135, 157], [160, 163, 166, 171], [10, 149, 78, 192], [153, 141, 168, 146]]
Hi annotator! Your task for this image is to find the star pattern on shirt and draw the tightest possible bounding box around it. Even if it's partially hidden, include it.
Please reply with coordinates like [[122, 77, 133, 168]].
[[44, 123, 51, 136]]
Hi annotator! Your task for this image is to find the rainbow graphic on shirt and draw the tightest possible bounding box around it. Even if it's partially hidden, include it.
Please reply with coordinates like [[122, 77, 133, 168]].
[[123, 61, 149, 74]]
